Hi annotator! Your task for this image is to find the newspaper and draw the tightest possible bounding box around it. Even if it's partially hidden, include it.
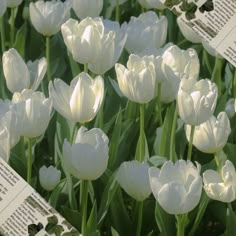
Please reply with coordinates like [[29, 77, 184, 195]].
[[0, 159, 80, 236], [161, 0, 236, 67]]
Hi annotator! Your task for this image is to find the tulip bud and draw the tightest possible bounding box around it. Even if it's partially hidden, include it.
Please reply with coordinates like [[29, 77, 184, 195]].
[[6, 0, 23, 8], [3, 48, 47, 93], [115, 54, 156, 104], [177, 17, 202, 43], [72, 0, 103, 19], [0, 0, 7, 17], [225, 98, 236, 119], [177, 78, 218, 125], [12, 89, 52, 138], [122, 11, 168, 54], [49, 72, 104, 123], [149, 160, 202, 215], [39, 166, 61, 191], [185, 112, 231, 154], [29, 0, 71, 36], [62, 127, 109, 180], [117, 161, 151, 201], [203, 160, 236, 202]]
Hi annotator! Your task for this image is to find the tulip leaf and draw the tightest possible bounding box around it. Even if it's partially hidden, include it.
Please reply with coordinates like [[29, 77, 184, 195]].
[[87, 201, 98, 235], [13, 22, 27, 58], [134, 133, 149, 162], [111, 227, 119, 236], [109, 78, 124, 98], [224, 205, 236, 236], [49, 178, 66, 208], [67, 51, 81, 77], [224, 143, 236, 167], [62, 206, 81, 231], [148, 155, 167, 167]]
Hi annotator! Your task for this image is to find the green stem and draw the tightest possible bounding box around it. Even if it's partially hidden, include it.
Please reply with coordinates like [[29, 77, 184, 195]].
[[176, 215, 186, 236], [10, 8, 15, 46], [187, 125, 195, 161], [203, 49, 212, 75], [84, 63, 88, 73], [46, 36, 51, 82], [115, 0, 120, 22], [70, 123, 77, 144], [27, 138, 32, 184], [136, 201, 143, 236], [138, 104, 145, 162], [211, 57, 224, 97], [170, 103, 178, 161], [157, 83, 163, 125], [81, 180, 88, 236], [65, 171, 77, 210], [227, 202, 233, 211], [0, 17, 6, 53], [232, 68, 236, 98]]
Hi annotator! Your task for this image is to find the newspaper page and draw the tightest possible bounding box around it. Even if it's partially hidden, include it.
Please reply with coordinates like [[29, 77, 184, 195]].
[[0, 159, 80, 236], [160, 0, 236, 67]]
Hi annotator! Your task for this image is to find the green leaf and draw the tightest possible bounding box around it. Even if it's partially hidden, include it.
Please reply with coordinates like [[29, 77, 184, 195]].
[[49, 179, 66, 208], [134, 133, 149, 161], [62, 206, 82, 231], [13, 22, 27, 58], [111, 227, 119, 236], [224, 205, 236, 236], [148, 155, 167, 167], [87, 201, 98, 235]]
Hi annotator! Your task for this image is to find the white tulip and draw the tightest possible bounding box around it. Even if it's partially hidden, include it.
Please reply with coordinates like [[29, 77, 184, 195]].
[[185, 112, 231, 154], [225, 98, 236, 119], [177, 17, 202, 44], [122, 11, 168, 54], [39, 166, 61, 191], [61, 17, 126, 74], [203, 160, 236, 202], [29, 0, 71, 36], [202, 40, 223, 58], [12, 89, 52, 138], [49, 72, 104, 123], [0, 0, 7, 17], [149, 160, 202, 215], [117, 161, 151, 201], [72, 0, 103, 19], [6, 0, 23, 8], [62, 127, 109, 180], [138, 0, 166, 10], [177, 78, 218, 125], [115, 54, 156, 104], [160, 45, 200, 103], [0, 126, 10, 162], [3, 48, 47, 93]]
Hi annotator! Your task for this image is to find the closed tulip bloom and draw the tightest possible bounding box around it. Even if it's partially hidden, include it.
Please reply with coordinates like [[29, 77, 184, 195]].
[[115, 54, 156, 104], [3, 48, 47, 93], [203, 160, 236, 202], [72, 0, 103, 19], [149, 160, 202, 215], [39, 166, 61, 191], [29, 0, 71, 36], [122, 11, 168, 54], [49, 72, 104, 123], [63, 127, 109, 180], [12, 89, 52, 138], [0, 0, 7, 17], [185, 112, 231, 154], [117, 161, 151, 201], [138, 0, 166, 10], [177, 78, 218, 126], [177, 17, 202, 44], [0, 126, 10, 162], [6, 0, 23, 8], [225, 98, 236, 118], [160, 45, 200, 103], [61, 17, 126, 74]]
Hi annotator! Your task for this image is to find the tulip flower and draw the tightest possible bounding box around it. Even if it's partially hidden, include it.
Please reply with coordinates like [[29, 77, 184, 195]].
[[177, 78, 218, 126], [138, 0, 166, 10], [49, 72, 104, 123], [0, 0, 7, 17], [203, 160, 236, 202], [29, 0, 71, 37], [0, 126, 10, 162], [185, 112, 231, 154], [160, 45, 200, 103], [115, 54, 156, 104], [177, 17, 202, 44], [117, 161, 151, 201], [62, 126, 109, 180], [72, 0, 103, 19], [225, 98, 236, 118], [39, 166, 61, 191], [202, 40, 223, 58], [3, 48, 47, 93], [6, 0, 23, 8], [12, 89, 52, 138], [61, 17, 126, 74], [121, 11, 168, 54], [149, 160, 202, 215]]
